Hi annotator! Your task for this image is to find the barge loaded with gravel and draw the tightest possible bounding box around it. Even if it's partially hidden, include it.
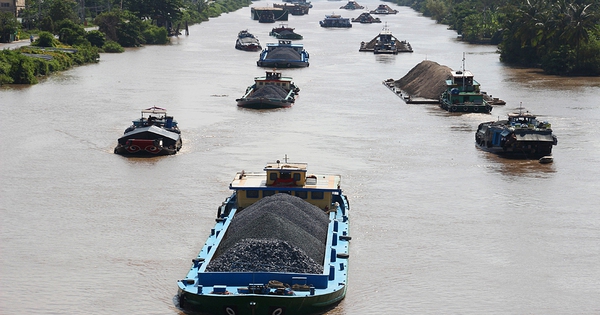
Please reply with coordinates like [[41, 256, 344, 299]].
[[177, 158, 350, 315], [257, 40, 309, 68], [236, 70, 300, 109]]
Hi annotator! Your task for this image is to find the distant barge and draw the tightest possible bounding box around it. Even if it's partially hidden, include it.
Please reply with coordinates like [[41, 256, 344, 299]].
[[251, 7, 289, 22]]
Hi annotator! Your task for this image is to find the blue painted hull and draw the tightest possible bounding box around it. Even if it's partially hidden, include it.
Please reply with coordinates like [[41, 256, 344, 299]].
[[177, 192, 350, 315]]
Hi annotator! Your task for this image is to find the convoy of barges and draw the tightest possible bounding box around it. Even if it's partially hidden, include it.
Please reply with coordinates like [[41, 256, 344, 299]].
[[108, 1, 559, 314]]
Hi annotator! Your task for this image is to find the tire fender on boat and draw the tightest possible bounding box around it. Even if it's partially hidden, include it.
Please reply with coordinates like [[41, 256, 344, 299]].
[[272, 308, 284, 315], [451, 106, 457, 112], [127, 145, 140, 153], [225, 307, 236, 315], [146, 146, 160, 153]]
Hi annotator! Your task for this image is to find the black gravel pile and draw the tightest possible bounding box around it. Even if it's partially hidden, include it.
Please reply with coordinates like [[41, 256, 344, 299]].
[[206, 238, 323, 274], [251, 85, 290, 99], [265, 47, 301, 60], [207, 193, 330, 273], [278, 30, 294, 36]]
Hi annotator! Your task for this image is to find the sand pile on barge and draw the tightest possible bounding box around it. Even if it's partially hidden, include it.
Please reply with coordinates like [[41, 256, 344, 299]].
[[206, 193, 329, 273], [395, 60, 452, 99]]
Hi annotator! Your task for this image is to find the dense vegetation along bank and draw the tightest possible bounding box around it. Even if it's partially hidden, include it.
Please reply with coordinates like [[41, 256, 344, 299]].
[[385, 0, 600, 76], [1, 0, 253, 85]]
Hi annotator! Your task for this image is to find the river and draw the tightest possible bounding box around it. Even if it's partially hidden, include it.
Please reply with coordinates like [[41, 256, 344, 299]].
[[1, 1, 600, 314]]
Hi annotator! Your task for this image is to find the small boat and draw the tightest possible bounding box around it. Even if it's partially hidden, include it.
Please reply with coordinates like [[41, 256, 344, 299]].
[[320, 14, 352, 28], [475, 106, 558, 159], [439, 59, 493, 113], [340, 1, 364, 10], [114, 107, 182, 156], [359, 24, 412, 54], [235, 30, 262, 51], [257, 40, 310, 68], [236, 70, 300, 109], [177, 157, 351, 315], [370, 4, 398, 14], [351, 12, 381, 23], [269, 24, 303, 40]]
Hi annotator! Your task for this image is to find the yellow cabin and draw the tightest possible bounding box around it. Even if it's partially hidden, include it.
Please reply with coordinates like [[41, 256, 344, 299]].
[[230, 161, 342, 210]]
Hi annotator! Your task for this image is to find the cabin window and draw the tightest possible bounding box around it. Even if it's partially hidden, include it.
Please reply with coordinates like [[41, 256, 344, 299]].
[[293, 173, 301, 181], [263, 190, 275, 197], [311, 191, 324, 200], [270, 173, 278, 181], [295, 191, 307, 199], [246, 190, 259, 198], [280, 172, 291, 180]]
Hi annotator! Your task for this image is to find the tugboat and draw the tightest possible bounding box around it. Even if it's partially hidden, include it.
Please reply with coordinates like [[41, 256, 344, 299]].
[[475, 105, 558, 160], [439, 57, 493, 113], [340, 1, 364, 10], [235, 30, 262, 51], [269, 24, 303, 40], [176, 157, 350, 315], [320, 14, 353, 28], [114, 107, 182, 156], [236, 70, 300, 109], [359, 24, 412, 54], [351, 12, 381, 23], [257, 40, 310, 68], [369, 4, 398, 14]]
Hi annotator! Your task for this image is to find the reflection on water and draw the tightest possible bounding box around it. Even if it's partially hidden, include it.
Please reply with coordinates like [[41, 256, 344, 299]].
[[479, 150, 557, 178]]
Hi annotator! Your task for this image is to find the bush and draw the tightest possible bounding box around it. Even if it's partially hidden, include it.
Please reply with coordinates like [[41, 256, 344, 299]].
[[35, 31, 59, 47], [10, 55, 37, 84], [86, 30, 105, 48], [143, 25, 169, 45], [56, 19, 87, 46], [102, 41, 124, 53]]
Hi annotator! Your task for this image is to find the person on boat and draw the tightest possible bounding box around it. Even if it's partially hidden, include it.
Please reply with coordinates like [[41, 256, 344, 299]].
[[148, 116, 156, 126]]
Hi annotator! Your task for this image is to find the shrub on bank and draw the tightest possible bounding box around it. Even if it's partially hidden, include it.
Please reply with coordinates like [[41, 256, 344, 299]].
[[102, 41, 124, 53], [143, 24, 169, 45], [0, 45, 99, 85]]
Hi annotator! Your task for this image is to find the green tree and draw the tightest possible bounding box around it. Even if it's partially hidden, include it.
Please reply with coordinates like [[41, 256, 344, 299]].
[[56, 19, 87, 45], [0, 12, 20, 43], [95, 10, 145, 47], [123, 0, 183, 27], [48, 0, 79, 24]]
